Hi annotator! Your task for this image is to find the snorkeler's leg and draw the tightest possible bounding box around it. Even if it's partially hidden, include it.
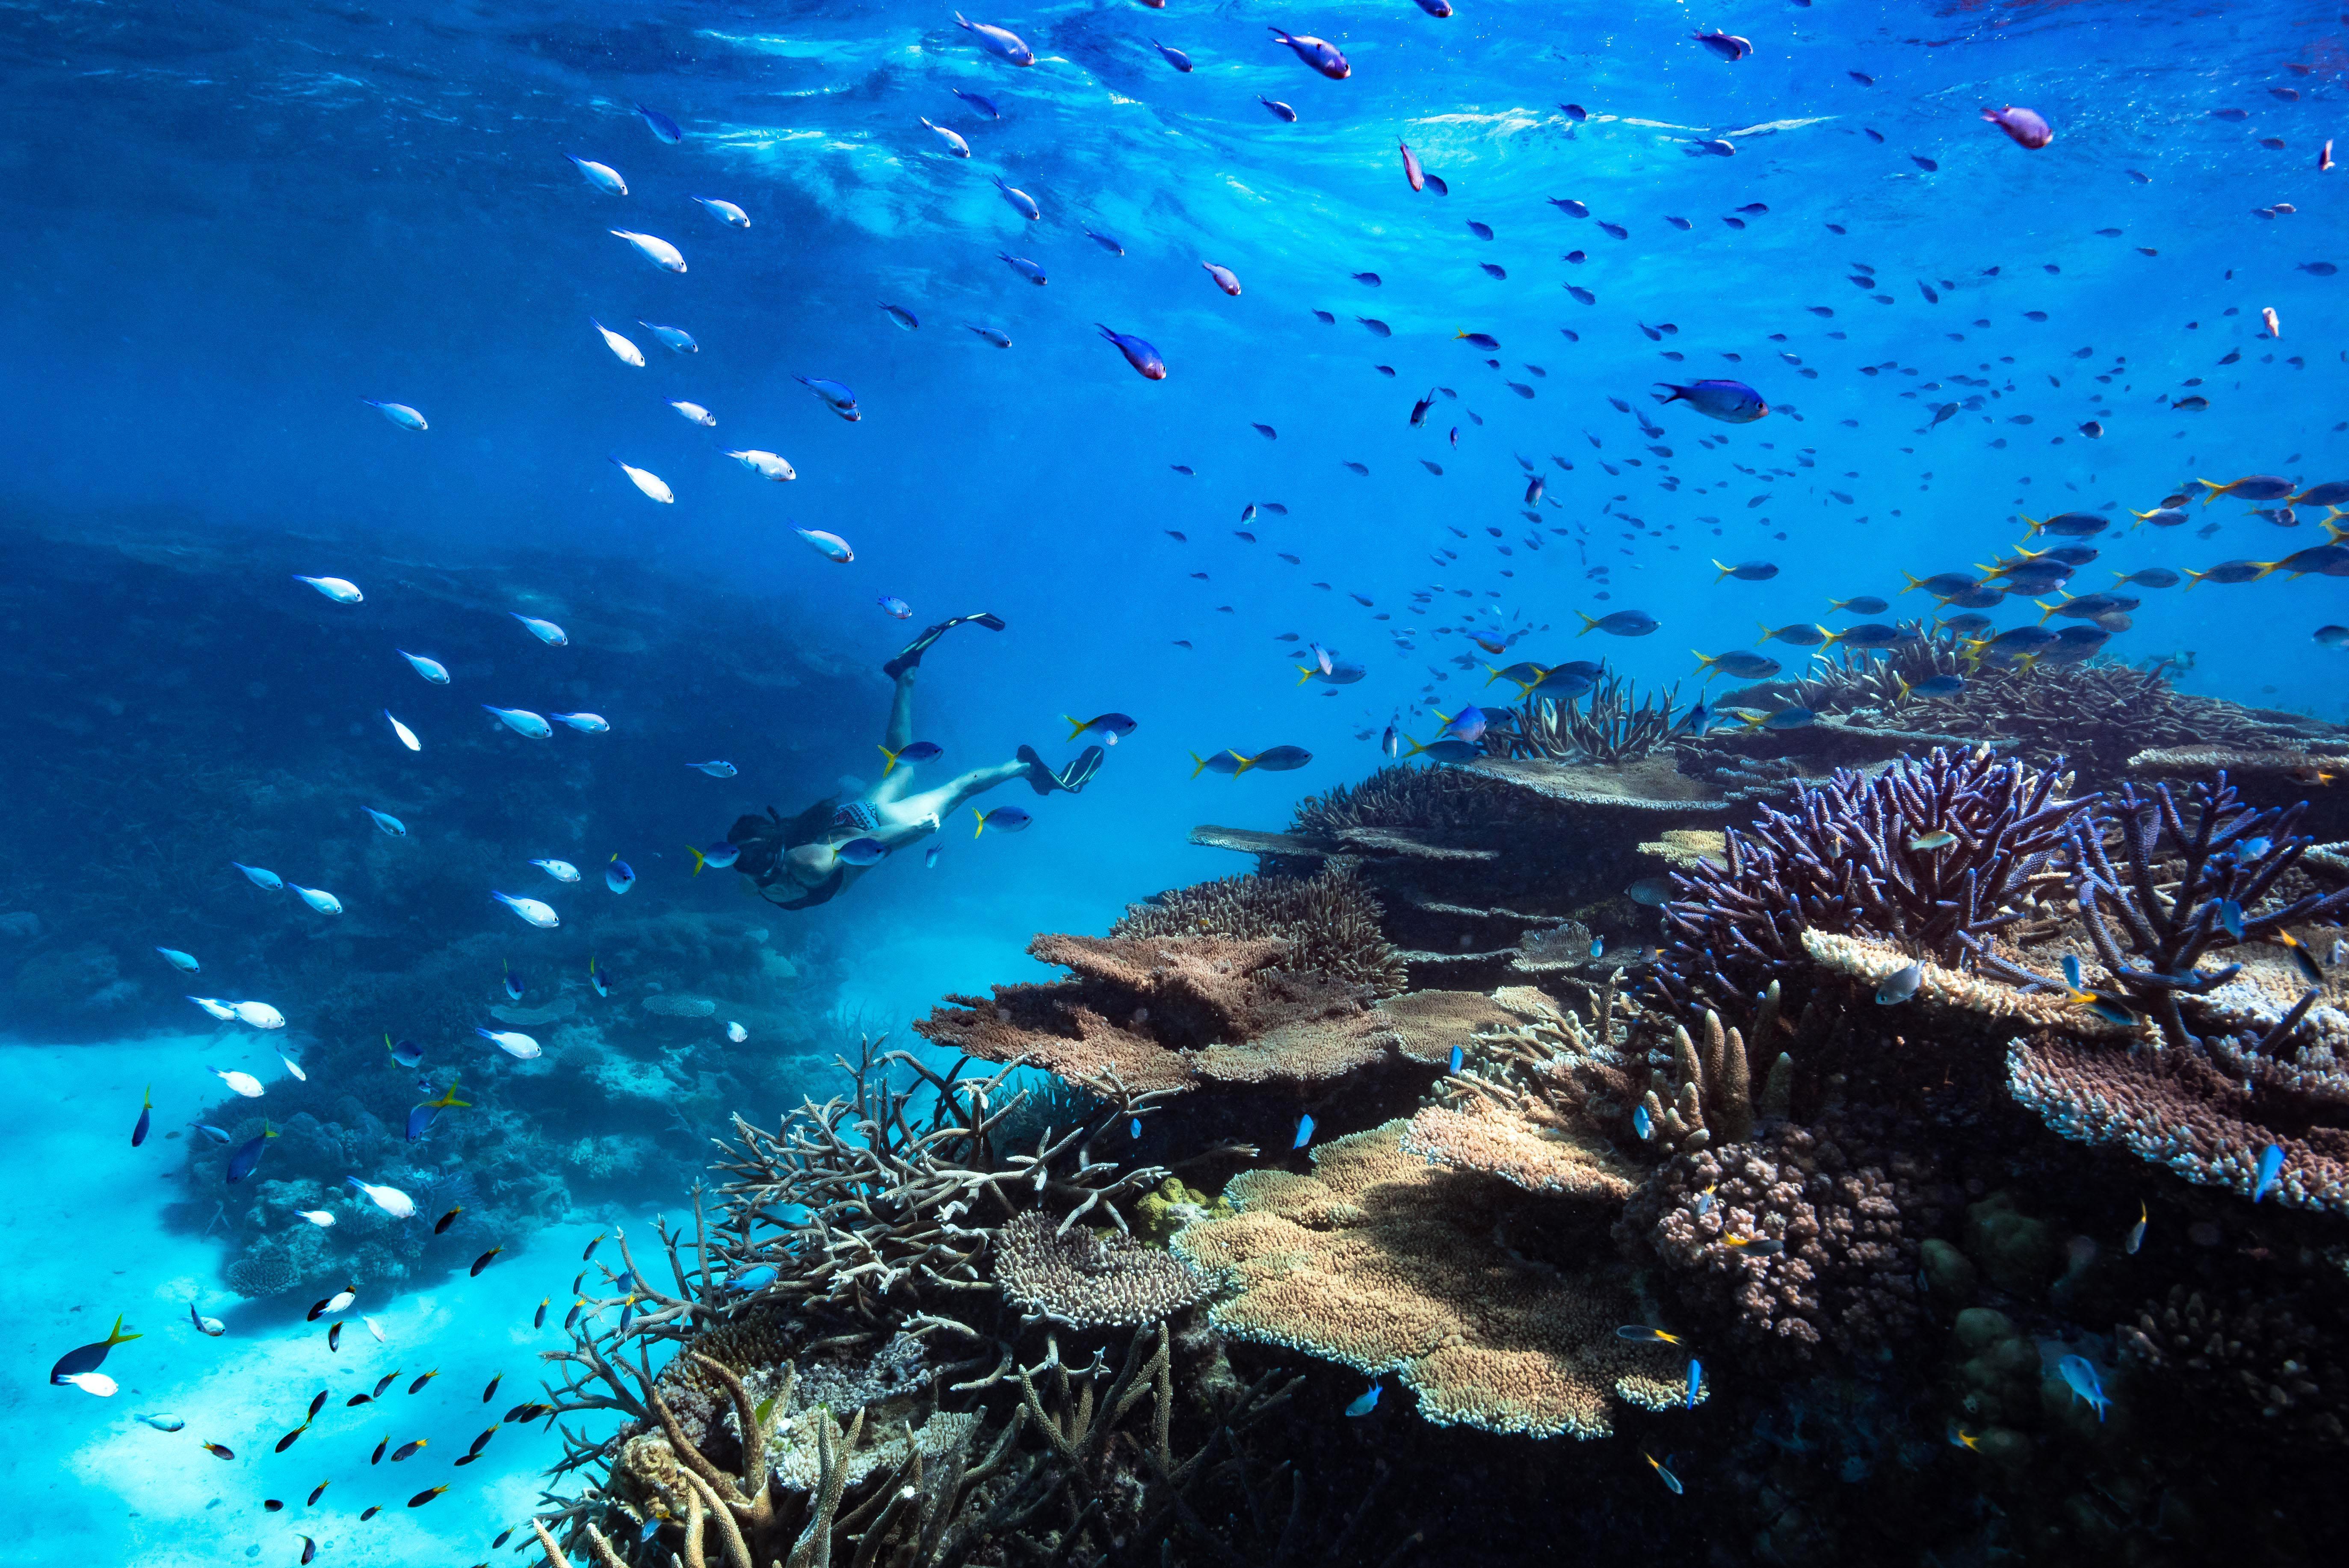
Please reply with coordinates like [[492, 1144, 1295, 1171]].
[[885, 763, 1031, 837], [871, 668, 922, 805], [881, 611, 1008, 679]]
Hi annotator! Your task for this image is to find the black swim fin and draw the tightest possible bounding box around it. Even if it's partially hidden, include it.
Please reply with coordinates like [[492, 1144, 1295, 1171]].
[[1017, 744, 1105, 795], [882, 612, 1007, 677]]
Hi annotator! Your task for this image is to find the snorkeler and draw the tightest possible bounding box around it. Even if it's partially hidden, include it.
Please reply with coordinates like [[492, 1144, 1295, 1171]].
[[726, 613, 1105, 910]]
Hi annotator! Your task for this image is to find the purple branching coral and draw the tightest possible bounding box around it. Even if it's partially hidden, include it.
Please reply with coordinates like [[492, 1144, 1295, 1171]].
[[1656, 746, 2091, 1023], [2062, 774, 2349, 1049]]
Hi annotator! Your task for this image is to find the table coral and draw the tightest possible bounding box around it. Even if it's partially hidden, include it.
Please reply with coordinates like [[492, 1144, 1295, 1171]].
[[1174, 1120, 1686, 1438]]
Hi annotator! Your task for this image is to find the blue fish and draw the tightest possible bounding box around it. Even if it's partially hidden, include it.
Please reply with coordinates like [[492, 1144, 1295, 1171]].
[[1589, 936, 1606, 959], [952, 87, 1001, 118], [1685, 1360, 1703, 1408], [636, 103, 683, 143], [728, 1266, 779, 1292], [227, 1121, 277, 1183], [1448, 1044, 1464, 1075], [131, 1086, 153, 1148], [607, 856, 636, 894], [2062, 954, 2084, 990], [838, 837, 889, 867], [686, 842, 741, 875], [1633, 1103, 1653, 1140], [1293, 1113, 1316, 1150], [502, 960, 523, 1002], [588, 957, 609, 999], [1130, 1118, 1142, 1139], [1344, 1384, 1381, 1417], [924, 845, 941, 869], [2253, 1142, 2286, 1201], [190, 1123, 231, 1146], [2239, 836, 2273, 859], [406, 1102, 439, 1142], [878, 740, 945, 775], [1644, 1452, 1683, 1494], [974, 807, 1031, 836], [2056, 1354, 2109, 1421], [2218, 899, 2245, 940]]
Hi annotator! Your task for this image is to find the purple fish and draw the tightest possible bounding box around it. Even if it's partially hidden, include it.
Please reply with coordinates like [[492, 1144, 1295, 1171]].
[[955, 12, 1033, 66], [1098, 325, 1166, 380], [1981, 104, 2053, 149], [1269, 26, 1349, 79]]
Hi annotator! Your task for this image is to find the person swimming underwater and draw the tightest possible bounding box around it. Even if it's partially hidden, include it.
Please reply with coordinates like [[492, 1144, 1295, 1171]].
[[725, 613, 1104, 910]]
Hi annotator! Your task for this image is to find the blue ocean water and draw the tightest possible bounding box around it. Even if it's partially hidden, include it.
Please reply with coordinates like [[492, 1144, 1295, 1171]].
[[4, 0, 2347, 1561]]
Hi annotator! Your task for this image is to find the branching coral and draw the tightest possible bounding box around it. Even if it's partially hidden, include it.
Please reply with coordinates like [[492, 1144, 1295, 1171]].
[[1491, 669, 1682, 763], [1615, 1115, 1938, 1370], [1174, 1120, 1689, 1439], [1110, 867, 1408, 995], [2064, 773, 2349, 1048], [1656, 746, 2089, 1024], [2118, 1284, 2347, 1449], [528, 1038, 1340, 1568]]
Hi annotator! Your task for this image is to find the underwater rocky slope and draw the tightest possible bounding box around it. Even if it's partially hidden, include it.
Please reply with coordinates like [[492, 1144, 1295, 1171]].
[[526, 657, 2349, 1567], [0, 514, 872, 1303]]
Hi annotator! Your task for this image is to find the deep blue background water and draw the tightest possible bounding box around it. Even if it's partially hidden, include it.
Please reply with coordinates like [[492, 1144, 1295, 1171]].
[[3, 0, 2348, 1556]]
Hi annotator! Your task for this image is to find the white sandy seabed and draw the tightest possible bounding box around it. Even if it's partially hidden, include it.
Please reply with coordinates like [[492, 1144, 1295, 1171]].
[[7, 1032, 658, 1568]]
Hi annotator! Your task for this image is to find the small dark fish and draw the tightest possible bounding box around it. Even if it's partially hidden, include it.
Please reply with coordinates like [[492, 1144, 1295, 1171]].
[[298, 1536, 317, 1564], [202, 1441, 235, 1460], [1260, 96, 1298, 123], [392, 1438, 427, 1462], [327, 1322, 343, 1352], [308, 1482, 328, 1506], [408, 1486, 450, 1508], [131, 1085, 153, 1147], [274, 1423, 310, 1454], [1724, 1236, 1785, 1255], [408, 1370, 439, 1395], [953, 87, 1002, 118], [359, 1506, 380, 1521], [1253, 422, 1279, 439], [636, 104, 683, 143], [307, 1390, 328, 1420]]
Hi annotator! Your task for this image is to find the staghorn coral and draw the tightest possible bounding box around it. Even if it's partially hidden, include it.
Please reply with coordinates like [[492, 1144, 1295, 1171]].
[[1174, 1120, 1688, 1438], [1492, 668, 1682, 763], [914, 934, 1398, 1095], [990, 1209, 1214, 1328], [2118, 1283, 2347, 1449], [1110, 866, 1408, 995], [1616, 1117, 1937, 1369], [532, 1041, 1331, 1568], [1656, 746, 2088, 1026], [2065, 772, 2349, 1049]]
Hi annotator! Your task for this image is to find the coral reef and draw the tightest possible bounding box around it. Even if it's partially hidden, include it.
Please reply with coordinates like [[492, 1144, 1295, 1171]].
[[1173, 1120, 1687, 1438], [1109, 866, 1408, 994], [1616, 1115, 1939, 1371], [912, 933, 1399, 1094], [2064, 773, 2349, 1048], [2119, 1283, 2347, 1449], [991, 1210, 1213, 1328], [1656, 746, 2088, 1024], [1490, 668, 1682, 763]]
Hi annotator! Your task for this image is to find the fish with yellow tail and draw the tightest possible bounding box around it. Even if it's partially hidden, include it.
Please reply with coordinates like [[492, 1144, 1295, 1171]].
[[876, 740, 944, 776]]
